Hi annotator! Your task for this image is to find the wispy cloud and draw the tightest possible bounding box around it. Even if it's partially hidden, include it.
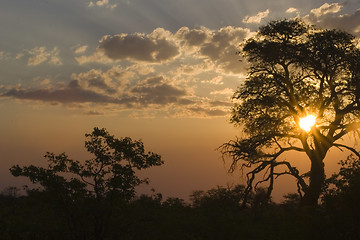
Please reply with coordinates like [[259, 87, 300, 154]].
[[26, 47, 62, 66], [74, 45, 88, 54], [0, 51, 11, 62], [187, 107, 229, 118], [210, 88, 234, 95], [202, 76, 224, 85], [84, 110, 105, 115], [242, 9, 270, 24]]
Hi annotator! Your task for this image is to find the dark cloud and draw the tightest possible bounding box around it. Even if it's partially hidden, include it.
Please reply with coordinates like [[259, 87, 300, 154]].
[[79, 26, 250, 74], [72, 67, 130, 95], [178, 98, 194, 105], [176, 27, 208, 47], [143, 76, 163, 85], [86, 77, 117, 94], [197, 26, 249, 73], [1, 76, 192, 109], [130, 76, 190, 105], [98, 29, 179, 62], [175, 26, 250, 74], [2, 80, 118, 104], [199, 27, 247, 61]]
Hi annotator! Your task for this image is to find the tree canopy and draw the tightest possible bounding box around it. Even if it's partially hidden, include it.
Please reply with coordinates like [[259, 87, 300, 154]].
[[10, 127, 163, 240], [221, 19, 360, 206], [11, 127, 163, 201]]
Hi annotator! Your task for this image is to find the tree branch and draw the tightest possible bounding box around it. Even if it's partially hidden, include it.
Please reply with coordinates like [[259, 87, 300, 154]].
[[333, 143, 360, 158]]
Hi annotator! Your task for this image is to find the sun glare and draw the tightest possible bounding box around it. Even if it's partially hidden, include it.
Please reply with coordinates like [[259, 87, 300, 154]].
[[299, 115, 316, 132]]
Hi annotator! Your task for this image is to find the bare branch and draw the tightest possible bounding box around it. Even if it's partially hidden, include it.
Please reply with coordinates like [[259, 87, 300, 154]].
[[333, 143, 360, 158]]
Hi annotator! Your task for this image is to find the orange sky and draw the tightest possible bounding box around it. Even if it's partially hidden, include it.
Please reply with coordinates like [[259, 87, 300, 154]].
[[0, 100, 353, 202]]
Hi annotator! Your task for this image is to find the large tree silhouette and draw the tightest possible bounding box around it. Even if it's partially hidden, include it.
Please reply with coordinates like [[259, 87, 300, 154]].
[[221, 19, 360, 206]]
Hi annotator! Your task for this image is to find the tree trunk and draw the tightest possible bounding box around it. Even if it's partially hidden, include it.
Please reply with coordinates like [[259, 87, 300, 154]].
[[301, 154, 325, 206]]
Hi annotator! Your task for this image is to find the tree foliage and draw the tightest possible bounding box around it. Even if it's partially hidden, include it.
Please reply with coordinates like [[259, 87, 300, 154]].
[[221, 19, 360, 206], [10, 127, 163, 240], [322, 155, 360, 239], [324, 154, 360, 207], [11, 127, 162, 200]]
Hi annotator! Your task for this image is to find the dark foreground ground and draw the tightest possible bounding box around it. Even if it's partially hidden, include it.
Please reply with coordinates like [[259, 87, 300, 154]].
[[0, 184, 359, 240]]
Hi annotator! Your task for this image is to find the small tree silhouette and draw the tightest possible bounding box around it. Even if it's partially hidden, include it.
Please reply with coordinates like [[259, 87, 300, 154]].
[[10, 127, 163, 240], [221, 19, 360, 206]]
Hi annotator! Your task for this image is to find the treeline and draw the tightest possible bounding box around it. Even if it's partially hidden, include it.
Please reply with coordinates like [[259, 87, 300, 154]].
[[0, 176, 360, 240]]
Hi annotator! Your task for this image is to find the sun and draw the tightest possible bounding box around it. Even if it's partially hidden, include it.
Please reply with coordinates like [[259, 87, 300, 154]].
[[299, 115, 316, 132]]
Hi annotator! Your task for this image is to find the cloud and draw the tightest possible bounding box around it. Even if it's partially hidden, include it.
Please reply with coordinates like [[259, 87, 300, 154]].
[[187, 106, 229, 117], [286, 7, 298, 13], [176, 27, 210, 48], [78, 26, 250, 74], [1, 69, 238, 118], [189, 26, 250, 74], [210, 88, 234, 95], [26, 47, 62, 66], [310, 3, 342, 17], [0, 51, 11, 62], [15, 53, 24, 60], [74, 45, 88, 54], [75, 51, 113, 65], [242, 9, 270, 24], [88, 0, 117, 9], [71, 66, 132, 95], [202, 76, 224, 85], [305, 3, 360, 35], [1, 74, 192, 109], [97, 28, 179, 63], [129, 76, 191, 106], [285, 7, 300, 18], [3, 25, 253, 118], [127, 63, 155, 75], [209, 100, 233, 107], [84, 110, 105, 115], [40, 78, 51, 86], [198, 26, 243, 61], [1, 80, 117, 104]]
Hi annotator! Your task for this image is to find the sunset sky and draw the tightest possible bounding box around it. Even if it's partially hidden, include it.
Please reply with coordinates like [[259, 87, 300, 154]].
[[2, 0, 360, 201]]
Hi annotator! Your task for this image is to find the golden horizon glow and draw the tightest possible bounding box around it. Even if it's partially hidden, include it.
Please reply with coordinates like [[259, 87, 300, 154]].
[[299, 115, 316, 132]]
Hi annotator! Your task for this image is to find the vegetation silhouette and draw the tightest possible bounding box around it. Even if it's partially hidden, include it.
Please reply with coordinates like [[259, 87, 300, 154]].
[[220, 19, 360, 206], [2, 179, 360, 239], [9, 127, 163, 240]]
